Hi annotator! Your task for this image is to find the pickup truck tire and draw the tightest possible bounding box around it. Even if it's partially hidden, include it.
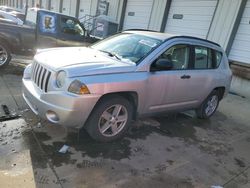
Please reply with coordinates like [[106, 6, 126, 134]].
[[196, 90, 220, 119], [0, 43, 11, 68], [85, 95, 133, 142]]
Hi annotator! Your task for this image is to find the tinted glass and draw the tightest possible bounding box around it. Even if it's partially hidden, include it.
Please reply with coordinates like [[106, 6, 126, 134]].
[[61, 17, 84, 36], [160, 44, 190, 70], [215, 51, 222, 68], [194, 46, 212, 69]]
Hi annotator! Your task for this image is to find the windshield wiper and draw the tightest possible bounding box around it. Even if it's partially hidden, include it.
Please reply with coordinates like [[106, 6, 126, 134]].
[[100, 50, 121, 60]]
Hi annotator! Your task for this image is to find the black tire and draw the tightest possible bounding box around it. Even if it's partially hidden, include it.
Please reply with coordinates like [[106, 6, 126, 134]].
[[196, 90, 220, 119], [85, 95, 133, 142], [0, 42, 11, 68]]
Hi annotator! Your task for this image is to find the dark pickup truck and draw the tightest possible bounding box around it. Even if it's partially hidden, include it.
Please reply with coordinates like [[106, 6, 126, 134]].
[[0, 8, 98, 68]]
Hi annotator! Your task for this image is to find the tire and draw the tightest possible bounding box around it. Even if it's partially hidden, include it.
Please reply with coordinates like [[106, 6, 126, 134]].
[[196, 90, 220, 119], [85, 95, 133, 142], [0, 42, 11, 68]]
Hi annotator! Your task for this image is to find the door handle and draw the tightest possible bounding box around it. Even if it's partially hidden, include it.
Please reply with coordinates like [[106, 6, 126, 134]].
[[180, 75, 191, 79]]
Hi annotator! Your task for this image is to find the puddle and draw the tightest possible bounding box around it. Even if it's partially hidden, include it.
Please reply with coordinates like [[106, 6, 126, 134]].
[[0, 63, 25, 76], [66, 130, 132, 160], [234, 157, 246, 168], [41, 141, 77, 167], [22, 131, 49, 169], [154, 114, 197, 141], [76, 159, 104, 169], [28, 111, 237, 167]]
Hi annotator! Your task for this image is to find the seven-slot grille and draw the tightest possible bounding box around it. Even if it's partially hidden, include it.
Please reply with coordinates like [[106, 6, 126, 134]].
[[31, 61, 51, 92]]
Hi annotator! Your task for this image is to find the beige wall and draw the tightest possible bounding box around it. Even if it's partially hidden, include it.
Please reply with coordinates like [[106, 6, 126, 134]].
[[148, 0, 167, 31], [89, 0, 98, 16], [106, 0, 122, 21], [207, 0, 242, 50]]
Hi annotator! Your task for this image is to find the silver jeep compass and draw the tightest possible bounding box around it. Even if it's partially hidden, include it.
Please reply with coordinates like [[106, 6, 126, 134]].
[[22, 30, 232, 142]]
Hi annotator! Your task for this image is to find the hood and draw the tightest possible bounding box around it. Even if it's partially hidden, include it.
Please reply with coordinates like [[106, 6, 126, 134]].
[[34, 47, 137, 77]]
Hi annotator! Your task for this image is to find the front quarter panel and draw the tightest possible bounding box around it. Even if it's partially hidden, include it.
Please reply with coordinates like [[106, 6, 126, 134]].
[[71, 72, 148, 113]]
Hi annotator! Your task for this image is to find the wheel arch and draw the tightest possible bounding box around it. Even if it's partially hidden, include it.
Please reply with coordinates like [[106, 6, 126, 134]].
[[213, 87, 226, 100], [0, 36, 12, 53], [95, 91, 139, 120]]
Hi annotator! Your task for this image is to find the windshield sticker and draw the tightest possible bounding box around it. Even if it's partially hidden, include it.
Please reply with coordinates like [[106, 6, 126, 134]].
[[139, 40, 157, 48]]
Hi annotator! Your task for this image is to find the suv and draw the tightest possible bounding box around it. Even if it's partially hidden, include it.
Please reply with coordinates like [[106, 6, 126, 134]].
[[22, 30, 232, 142]]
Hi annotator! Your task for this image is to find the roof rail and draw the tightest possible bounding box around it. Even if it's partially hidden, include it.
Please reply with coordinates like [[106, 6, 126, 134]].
[[123, 29, 221, 47], [169, 36, 221, 47], [124, 29, 158, 33]]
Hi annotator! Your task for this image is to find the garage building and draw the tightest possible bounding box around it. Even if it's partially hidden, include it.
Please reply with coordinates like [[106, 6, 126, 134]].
[[1, 0, 250, 96]]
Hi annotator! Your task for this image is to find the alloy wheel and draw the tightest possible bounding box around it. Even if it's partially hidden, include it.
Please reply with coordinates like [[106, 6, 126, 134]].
[[0, 45, 8, 66], [205, 95, 219, 116], [98, 104, 128, 137]]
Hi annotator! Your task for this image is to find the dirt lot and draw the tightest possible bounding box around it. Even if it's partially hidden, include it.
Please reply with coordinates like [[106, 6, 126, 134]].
[[0, 61, 250, 188]]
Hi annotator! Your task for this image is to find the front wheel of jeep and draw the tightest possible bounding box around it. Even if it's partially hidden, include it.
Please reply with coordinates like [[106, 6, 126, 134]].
[[85, 95, 133, 142]]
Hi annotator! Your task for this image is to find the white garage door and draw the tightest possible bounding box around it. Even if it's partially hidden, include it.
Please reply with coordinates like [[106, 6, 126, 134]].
[[50, 0, 60, 12], [123, 0, 154, 30], [165, 0, 218, 39], [41, 0, 49, 9], [78, 0, 91, 19], [229, 0, 250, 65], [62, 0, 77, 17], [27, 0, 32, 8]]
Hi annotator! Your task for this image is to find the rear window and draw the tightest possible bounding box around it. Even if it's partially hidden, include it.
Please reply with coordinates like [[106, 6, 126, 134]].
[[194, 46, 223, 69], [215, 51, 222, 68], [194, 46, 213, 69]]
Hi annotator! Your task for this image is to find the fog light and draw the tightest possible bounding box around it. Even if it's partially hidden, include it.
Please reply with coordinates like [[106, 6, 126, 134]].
[[46, 110, 59, 123]]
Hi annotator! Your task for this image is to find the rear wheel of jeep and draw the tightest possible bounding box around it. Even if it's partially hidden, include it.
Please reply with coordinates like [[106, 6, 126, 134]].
[[0, 43, 11, 68], [85, 95, 133, 142], [196, 90, 220, 119]]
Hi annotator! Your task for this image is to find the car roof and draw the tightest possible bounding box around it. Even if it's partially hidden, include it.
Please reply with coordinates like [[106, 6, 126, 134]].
[[0, 10, 17, 18], [0, 17, 17, 24], [0, 6, 15, 11], [124, 29, 220, 47], [0, 10, 14, 16], [124, 30, 177, 41]]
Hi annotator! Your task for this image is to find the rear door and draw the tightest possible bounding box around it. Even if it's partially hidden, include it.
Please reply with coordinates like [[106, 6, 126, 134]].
[[185, 45, 221, 102]]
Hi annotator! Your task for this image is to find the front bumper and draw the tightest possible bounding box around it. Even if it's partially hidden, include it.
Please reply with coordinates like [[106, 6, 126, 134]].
[[22, 78, 100, 128]]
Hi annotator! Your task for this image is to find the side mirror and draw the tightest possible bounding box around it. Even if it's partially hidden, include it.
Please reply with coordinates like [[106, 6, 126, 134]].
[[155, 59, 173, 70]]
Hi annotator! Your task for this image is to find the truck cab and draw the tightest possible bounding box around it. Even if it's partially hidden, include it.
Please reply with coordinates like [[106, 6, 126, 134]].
[[26, 8, 97, 49], [0, 8, 98, 68]]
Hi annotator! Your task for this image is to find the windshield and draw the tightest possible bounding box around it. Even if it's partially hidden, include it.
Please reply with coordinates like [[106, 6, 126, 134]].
[[91, 33, 162, 64]]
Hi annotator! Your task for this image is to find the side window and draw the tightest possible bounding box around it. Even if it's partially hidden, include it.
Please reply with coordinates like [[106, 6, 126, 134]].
[[215, 51, 222, 68], [61, 17, 84, 36], [194, 46, 213, 69], [152, 44, 190, 71]]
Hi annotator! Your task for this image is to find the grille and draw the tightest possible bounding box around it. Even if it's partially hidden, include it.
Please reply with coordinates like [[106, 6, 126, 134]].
[[31, 61, 51, 92]]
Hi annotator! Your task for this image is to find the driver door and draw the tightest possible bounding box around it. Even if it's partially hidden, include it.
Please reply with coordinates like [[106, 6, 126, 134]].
[[145, 44, 200, 113]]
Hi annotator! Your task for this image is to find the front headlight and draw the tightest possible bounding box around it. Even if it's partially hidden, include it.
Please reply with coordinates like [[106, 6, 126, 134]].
[[68, 80, 90, 95], [56, 71, 67, 88]]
